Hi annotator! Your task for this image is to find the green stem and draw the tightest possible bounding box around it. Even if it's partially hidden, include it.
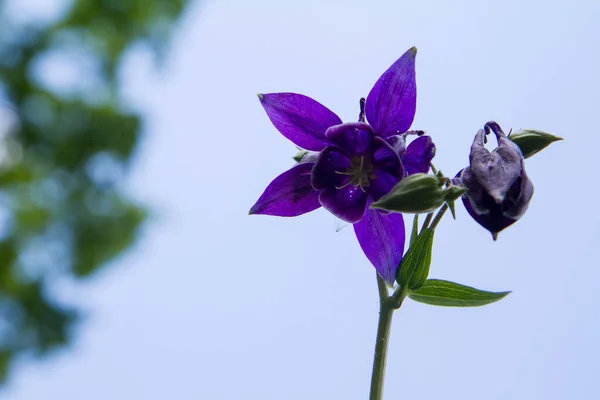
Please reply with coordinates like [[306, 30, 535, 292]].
[[420, 212, 433, 233], [370, 275, 406, 400], [376, 273, 389, 305], [370, 288, 394, 400], [430, 203, 449, 230]]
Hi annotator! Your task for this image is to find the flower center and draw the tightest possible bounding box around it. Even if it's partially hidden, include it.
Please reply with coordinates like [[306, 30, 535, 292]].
[[335, 156, 376, 192]]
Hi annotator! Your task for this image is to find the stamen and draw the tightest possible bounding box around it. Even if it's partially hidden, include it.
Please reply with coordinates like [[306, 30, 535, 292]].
[[335, 180, 352, 190], [358, 98, 366, 122], [333, 155, 375, 191]]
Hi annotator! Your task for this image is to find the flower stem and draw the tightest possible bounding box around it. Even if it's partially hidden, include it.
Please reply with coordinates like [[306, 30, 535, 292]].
[[420, 212, 433, 233], [370, 274, 405, 400], [376, 273, 389, 304], [370, 292, 394, 399], [430, 203, 449, 230]]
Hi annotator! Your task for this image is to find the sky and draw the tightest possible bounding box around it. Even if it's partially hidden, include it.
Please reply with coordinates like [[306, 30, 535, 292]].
[[4, 0, 600, 399]]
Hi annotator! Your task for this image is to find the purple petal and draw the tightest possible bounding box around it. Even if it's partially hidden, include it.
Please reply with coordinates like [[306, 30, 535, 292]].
[[311, 147, 351, 191], [403, 136, 436, 176], [354, 208, 405, 285], [373, 136, 405, 177], [469, 129, 523, 205], [461, 195, 517, 238], [367, 170, 401, 202], [324, 122, 374, 156], [249, 163, 321, 217], [258, 93, 342, 151], [376, 135, 407, 158], [319, 185, 368, 223], [365, 47, 417, 137]]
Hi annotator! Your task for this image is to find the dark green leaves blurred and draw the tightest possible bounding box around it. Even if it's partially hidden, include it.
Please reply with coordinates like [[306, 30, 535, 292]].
[[0, 0, 190, 382]]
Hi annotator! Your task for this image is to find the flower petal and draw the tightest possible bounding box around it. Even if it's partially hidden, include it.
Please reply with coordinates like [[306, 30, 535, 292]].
[[367, 169, 401, 202], [354, 208, 405, 285], [311, 147, 351, 191], [319, 185, 368, 223], [402, 135, 436, 176], [258, 93, 342, 151], [455, 167, 533, 240], [461, 195, 517, 238], [468, 127, 523, 204], [249, 163, 321, 217], [373, 136, 404, 177], [324, 122, 374, 156], [365, 47, 417, 137]]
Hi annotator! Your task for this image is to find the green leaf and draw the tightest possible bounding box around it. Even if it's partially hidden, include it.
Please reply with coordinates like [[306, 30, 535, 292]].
[[409, 279, 510, 307], [397, 228, 435, 290], [410, 214, 419, 247], [509, 129, 563, 158]]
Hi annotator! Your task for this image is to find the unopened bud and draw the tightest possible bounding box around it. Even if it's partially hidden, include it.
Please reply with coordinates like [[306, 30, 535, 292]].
[[457, 122, 534, 239], [509, 129, 562, 159], [293, 150, 309, 163], [371, 173, 447, 214], [292, 149, 318, 163]]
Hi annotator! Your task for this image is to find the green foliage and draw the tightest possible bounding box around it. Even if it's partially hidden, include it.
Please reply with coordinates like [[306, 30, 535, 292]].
[[409, 214, 418, 247], [509, 129, 563, 159], [397, 228, 434, 290], [409, 279, 510, 307], [0, 0, 190, 382]]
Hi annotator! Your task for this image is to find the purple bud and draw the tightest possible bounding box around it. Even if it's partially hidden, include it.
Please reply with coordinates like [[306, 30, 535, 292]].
[[456, 122, 534, 240]]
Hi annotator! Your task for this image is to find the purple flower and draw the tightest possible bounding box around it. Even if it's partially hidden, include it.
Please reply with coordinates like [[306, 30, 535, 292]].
[[250, 47, 435, 284], [455, 122, 534, 240]]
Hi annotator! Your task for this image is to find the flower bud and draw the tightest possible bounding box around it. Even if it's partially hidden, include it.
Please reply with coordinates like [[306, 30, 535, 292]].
[[292, 149, 319, 163], [372, 173, 448, 214], [444, 185, 469, 202], [457, 122, 534, 240], [509, 129, 562, 159]]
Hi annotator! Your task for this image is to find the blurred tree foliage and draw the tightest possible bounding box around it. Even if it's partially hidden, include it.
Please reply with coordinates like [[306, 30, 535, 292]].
[[0, 0, 190, 382]]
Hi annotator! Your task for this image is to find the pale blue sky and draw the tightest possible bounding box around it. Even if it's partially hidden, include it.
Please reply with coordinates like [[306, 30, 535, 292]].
[[4, 0, 600, 399]]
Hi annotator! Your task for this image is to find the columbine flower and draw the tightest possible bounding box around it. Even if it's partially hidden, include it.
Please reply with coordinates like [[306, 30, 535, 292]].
[[454, 122, 534, 240], [249, 47, 435, 284]]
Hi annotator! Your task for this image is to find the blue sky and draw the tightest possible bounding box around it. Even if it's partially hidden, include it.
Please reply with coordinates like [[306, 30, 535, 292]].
[[4, 0, 600, 399]]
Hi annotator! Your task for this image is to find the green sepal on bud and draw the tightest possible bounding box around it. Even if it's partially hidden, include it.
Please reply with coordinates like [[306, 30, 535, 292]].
[[444, 185, 468, 219], [509, 129, 563, 159], [292, 148, 318, 163], [371, 172, 468, 214], [293, 149, 310, 163]]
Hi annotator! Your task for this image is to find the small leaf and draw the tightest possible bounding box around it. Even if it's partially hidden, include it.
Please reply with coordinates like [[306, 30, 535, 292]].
[[397, 228, 434, 290], [409, 279, 510, 307], [509, 129, 563, 158], [410, 214, 419, 247]]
